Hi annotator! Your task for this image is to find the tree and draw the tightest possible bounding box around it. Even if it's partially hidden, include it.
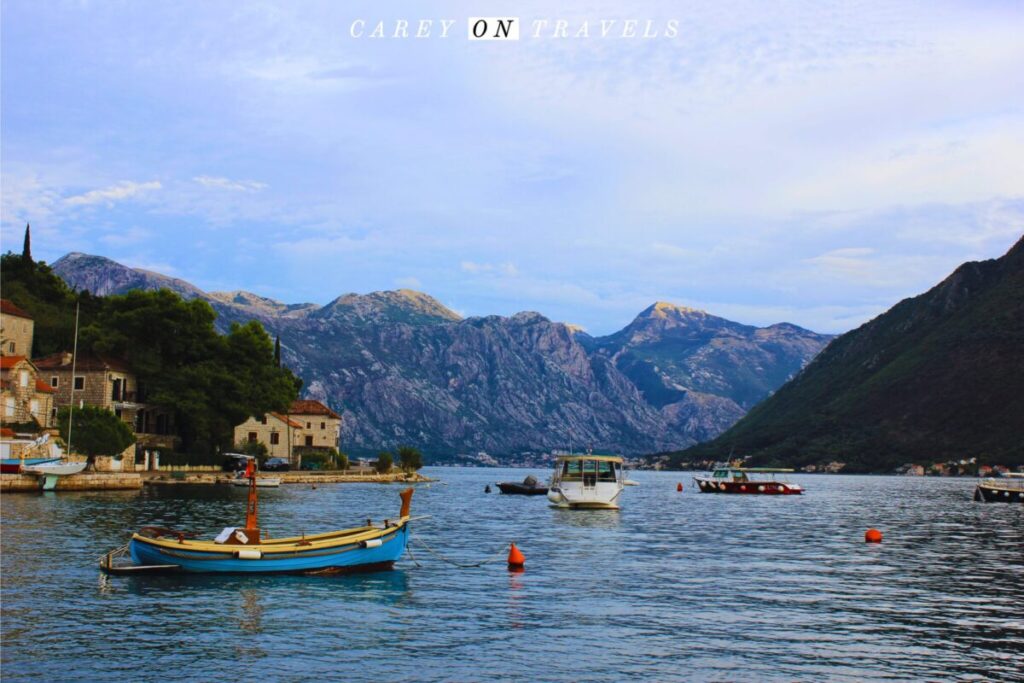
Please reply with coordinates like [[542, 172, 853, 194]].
[[22, 223, 31, 261], [375, 451, 393, 473], [58, 406, 135, 470], [397, 445, 423, 472], [274, 336, 281, 367], [81, 289, 300, 453], [337, 452, 349, 471]]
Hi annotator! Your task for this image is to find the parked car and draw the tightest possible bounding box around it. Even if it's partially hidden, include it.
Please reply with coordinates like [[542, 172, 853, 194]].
[[263, 457, 291, 472], [222, 453, 255, 472]]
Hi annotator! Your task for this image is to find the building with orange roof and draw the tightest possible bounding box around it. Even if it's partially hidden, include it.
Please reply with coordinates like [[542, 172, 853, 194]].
[[233, 399, 342, 464], [1, 355, 55, 428]]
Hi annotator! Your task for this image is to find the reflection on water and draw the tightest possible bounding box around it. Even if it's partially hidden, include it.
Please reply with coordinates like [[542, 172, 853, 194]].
[[1, 468, 1022, 682]]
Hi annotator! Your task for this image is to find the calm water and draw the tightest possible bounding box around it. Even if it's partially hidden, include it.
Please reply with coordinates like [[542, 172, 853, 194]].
[[1, 469, 1022, 682]]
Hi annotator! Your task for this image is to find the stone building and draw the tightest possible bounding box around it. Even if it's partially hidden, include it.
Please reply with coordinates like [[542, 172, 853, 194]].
[[1, 356, 55, 427], [1, 300, 55, 429], [33, 351, 177, 450], [234, 412, 304, 459], [288, 400, 343, 450], [0, 299, 34, 357], [233, 399, 342, 462]]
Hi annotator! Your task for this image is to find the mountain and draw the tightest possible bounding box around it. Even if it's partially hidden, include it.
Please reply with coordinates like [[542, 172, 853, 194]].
[[50, 253, 831, 457], [670, 235, 1024, 471]]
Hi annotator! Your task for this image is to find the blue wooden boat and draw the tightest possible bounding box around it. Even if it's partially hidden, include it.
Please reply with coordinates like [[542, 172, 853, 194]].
[[103, 460, 414, 574]]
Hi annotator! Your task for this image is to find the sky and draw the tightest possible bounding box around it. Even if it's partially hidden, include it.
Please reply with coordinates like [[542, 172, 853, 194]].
[[1, 0, 1022, 335]]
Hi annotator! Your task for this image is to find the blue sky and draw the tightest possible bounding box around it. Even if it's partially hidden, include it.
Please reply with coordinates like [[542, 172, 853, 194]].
[[1, 1, 1022, 335]]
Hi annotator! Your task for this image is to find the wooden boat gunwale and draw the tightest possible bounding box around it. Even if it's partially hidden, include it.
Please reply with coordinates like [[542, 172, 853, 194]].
[[132, 519, 407, 555]]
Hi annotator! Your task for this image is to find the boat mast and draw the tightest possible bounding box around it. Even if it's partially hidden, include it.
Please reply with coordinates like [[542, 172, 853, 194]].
[[244, 457, 259, 532], [66, 301, 80, 457]]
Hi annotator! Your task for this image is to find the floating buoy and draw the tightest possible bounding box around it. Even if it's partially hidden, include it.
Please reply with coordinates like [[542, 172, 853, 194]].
[[865, 528, 883, 543], [677, 482, 683, 492], [507, 542, 525, 572], [311, 484, 317, 490], [485, 484, 491, 493]]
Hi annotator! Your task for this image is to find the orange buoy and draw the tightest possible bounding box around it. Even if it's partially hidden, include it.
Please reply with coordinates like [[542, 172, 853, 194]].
[[507, 542, 526, 571], [865, 528, 883, 543], [677, 482, 683, 492]]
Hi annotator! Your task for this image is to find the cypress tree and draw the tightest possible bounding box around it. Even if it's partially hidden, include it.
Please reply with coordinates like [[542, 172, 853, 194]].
[[22, 223, 31, 261], [274, 335, 281, 367]]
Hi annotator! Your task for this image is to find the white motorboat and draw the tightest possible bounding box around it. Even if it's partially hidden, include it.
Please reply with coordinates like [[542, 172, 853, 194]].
[[230, 473, 281, 488], [547, 454, 625, 510]]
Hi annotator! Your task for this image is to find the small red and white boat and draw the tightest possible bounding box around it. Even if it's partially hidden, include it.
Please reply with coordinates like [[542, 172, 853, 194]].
[[693, 467, 803, 495]]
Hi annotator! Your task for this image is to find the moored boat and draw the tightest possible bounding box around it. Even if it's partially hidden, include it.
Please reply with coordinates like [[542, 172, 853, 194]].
[[693, 467, 803, 495], [547, 454, 624, 509], [496, 474, 548, 495], [229, 472, 281, 488], [974, 473, 1024, 503], [102, 459, 415, 574], [0, 457, 60, 474], [22, 459, 88, 490]]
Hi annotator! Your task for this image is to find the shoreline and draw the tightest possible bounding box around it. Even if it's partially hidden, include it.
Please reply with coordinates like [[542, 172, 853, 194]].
[[0, 470, 432, 492]]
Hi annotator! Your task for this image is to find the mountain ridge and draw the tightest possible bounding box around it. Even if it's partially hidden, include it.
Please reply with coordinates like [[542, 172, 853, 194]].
[[49, 251, 833, 457], [668, 235, 1024, 470]]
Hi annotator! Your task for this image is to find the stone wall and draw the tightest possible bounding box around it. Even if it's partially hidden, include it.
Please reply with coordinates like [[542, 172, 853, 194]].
[[0, 472, 143, 492]]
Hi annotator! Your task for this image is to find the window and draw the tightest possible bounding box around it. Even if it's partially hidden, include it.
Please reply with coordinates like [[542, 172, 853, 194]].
[[270, 432, 280, 445], [50, 376, 59, 388], [305, 436, 313, 447], [247, 432, 257, 444], [19, 370, 28, 387], [320, 422, 326, 430], [30, 399, 40, 415], [306, 422, 312, 429], [7, 342, 14, 353], [74, 376, 85, 390], [4, 397, 14, 417], [260, 416, 267, 425]]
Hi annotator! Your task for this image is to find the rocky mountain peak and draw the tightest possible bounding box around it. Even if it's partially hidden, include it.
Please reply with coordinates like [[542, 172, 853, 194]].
[[317, 289, 461, 325]]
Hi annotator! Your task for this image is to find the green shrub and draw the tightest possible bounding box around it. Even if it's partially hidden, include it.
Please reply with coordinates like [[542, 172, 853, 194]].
[[375, 451, 393, 473], [397, 445, 423, 472]]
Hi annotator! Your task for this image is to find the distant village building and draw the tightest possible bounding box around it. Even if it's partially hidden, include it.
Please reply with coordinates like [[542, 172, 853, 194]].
[[234, 399, 342, 462], [0, 300, 56, 429], [33, 351, 177, 450]]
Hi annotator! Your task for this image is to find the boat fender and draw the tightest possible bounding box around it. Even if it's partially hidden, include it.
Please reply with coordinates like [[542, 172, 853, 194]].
[[360, 539, 383, 549], [237, 549, 262, 559]]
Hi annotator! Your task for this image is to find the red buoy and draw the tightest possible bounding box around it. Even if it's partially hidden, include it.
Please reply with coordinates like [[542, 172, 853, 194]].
[[507, 542, 525, 572], [865, 528, 883, 543], [677, 482, 683, 492]]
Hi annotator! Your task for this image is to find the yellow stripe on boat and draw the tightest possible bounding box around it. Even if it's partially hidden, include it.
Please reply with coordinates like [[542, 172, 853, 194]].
[[131, 519, 408, 555]]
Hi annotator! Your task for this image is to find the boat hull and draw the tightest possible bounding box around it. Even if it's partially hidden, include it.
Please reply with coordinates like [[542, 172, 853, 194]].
[[0, 458, 60, 474], [974, 483, 1023, 503], [128, 523, 410, 574], [496, 483, 549, 495], [23, 461, 87, 476], [694, 478, 802, 495]]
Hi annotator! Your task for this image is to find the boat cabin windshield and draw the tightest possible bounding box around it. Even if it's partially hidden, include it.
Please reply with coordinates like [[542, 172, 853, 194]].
[[712, 469, 748, 482], [558, 459, 621, 485]]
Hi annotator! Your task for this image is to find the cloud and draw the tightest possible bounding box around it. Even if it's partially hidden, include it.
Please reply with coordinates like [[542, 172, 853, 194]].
[[64, 181, 161, 207], [99, 226, 153, 247], [193, 176, 268, 192], [460, 261, 519, 276]]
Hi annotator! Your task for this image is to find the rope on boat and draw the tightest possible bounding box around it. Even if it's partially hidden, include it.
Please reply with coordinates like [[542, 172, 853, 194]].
[[99, 543, 130, 564], [409, 538, 511, 569]]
